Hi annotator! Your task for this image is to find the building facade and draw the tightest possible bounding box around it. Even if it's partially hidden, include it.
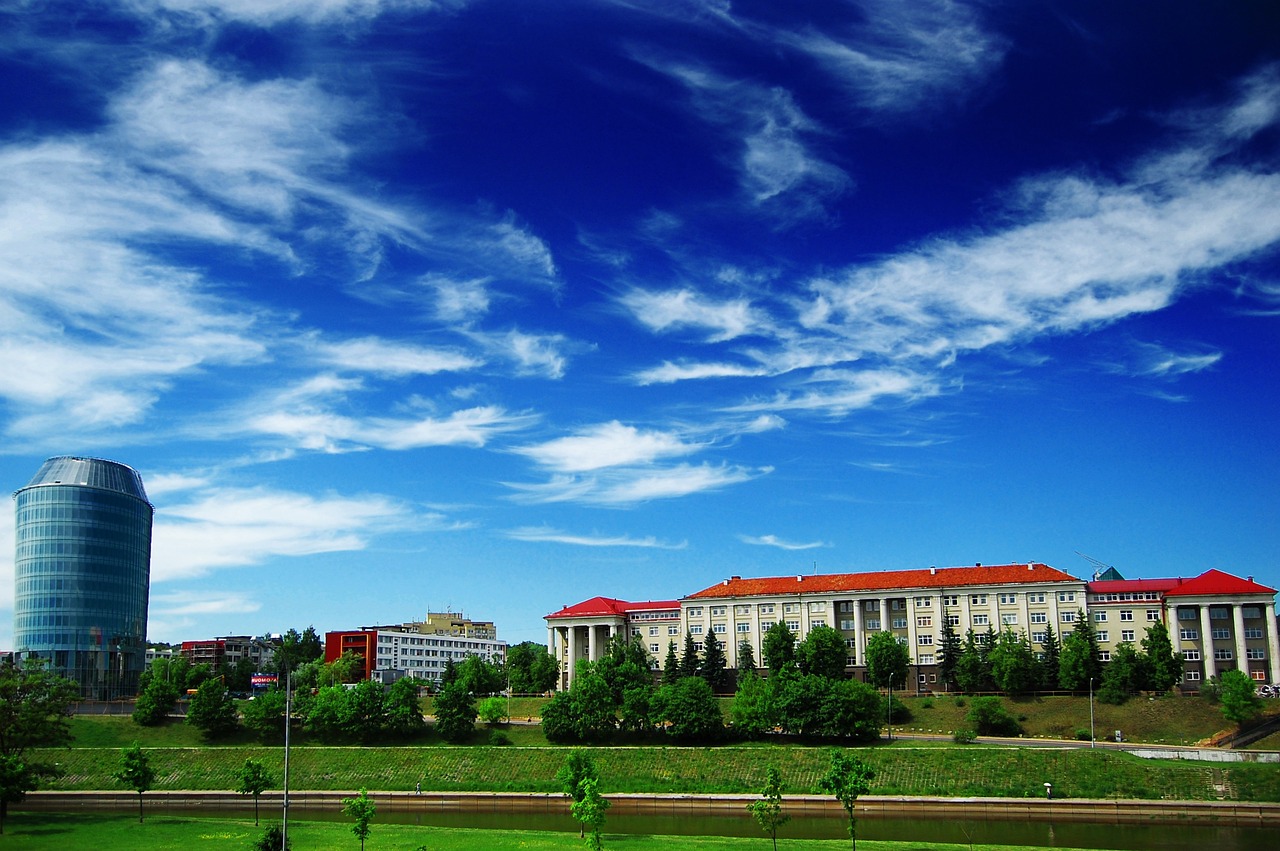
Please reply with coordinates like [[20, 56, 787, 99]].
[[179, 635, 279, 673], [324, 613, 508, 685], [12, 456, 154, 698], [546, 561, 1280, 692]]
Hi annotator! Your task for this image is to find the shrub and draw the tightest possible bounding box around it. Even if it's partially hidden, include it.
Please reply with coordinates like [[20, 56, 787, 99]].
[[254, 825, 292, 851], [953, 697, 966, 707], [1075, 728, 1092, 741], [920, 698, 934, 709], [488, 730, 511, 746], [965, 696, 1022, 736], [953, 728, 976, 744]]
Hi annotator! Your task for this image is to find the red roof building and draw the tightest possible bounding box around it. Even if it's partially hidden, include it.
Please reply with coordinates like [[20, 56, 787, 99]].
[[546, 597, 680, 690]]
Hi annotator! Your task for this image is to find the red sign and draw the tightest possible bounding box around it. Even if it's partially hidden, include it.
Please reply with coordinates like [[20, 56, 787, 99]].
[[251, 674, 278, 687]]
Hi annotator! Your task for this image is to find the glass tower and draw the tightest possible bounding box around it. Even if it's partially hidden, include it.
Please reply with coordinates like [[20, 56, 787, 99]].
[[13, 456, 153, 699]]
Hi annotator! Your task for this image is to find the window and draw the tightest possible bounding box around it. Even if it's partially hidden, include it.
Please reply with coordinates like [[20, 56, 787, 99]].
[[1001, 614, 1018, 626], [897, 636, 909, 646], [1243, 606, 1262, 619], [891, 617, 907, 630], [1211, 628, 1231, 640], [809, 602, 826, 613], [1252, 670, 1267, 681], [690, 624, 703, 635], [942, 595, 959, 607], [1031, 632, 1047, 644], [1180, 628, 1198, 641], [1028, 593, 1046, 604], [688, 607, 703, 618], [1098, 651, 1111, 662], [866, 619, 880, 630], [1120, 610, 1134, 622], [918, 634, 934, 645], [846, 656, 857, 667], [1061, 612, 1076, 623], [1096, 631, 1109, 643], [973, 614, 989, 626], [1245, 627, 1264, 639], [998, 593, 1017, 605], [838, 601, 854, 613], [1178, 608, 1197, 621], [811, 619, 828, 629], [736, 605, 751, 615], [668, 626, 680, 636], [947, 614, 961, 626], [1030, 612, 1047, 624], [1185, 671, 1201, 681], [1058, 592, 1076, 602], [693, 642, 703, 652], [918, 654, 935, 664], [845, 638, 857, 649], [711, 606, 726, 617], [759, 604, 775, 614], [649, 643, 660, 653], [916, 616, 933, 628], [970, 594, 987, 606], [761, 621, 776, 633], [1094, 612, 1107, 622], [865, 600, 879, 612], [1121, 630, 1135, 642], [1147, 610, 1161, 622], [1246, 648, 1266, 660], [784, 603, 799, 614], [737, 623, 751, 633], [914, 597, 932, 607], [712, 623, 727, 634], [785, 620, 801, 632], [1214, 649, 1233, 661], [839, 619, 855, 631], [648, 626, 658, 636], [1210, 608, 1229, 620], [891, 599, 905, 611]]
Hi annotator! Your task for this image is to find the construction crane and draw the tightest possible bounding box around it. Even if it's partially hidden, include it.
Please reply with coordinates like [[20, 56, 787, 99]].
[[1074, 551, 1117, 582]]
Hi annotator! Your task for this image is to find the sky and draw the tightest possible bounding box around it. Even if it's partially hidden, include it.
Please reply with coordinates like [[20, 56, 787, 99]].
[[1, 0, 1278, 651]]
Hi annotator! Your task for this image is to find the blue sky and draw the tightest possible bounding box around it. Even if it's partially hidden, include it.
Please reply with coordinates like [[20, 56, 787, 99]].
[[1, 1, 1278, 650]]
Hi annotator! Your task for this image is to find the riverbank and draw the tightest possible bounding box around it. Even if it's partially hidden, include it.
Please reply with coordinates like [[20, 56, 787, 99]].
[[19, 789, 1280, 827]]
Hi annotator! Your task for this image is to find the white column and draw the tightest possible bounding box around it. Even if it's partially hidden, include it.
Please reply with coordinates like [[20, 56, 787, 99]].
[[1265, 608, 1280, 684], [853, 599, 864, 664], [879, 597, 889, 631], [587, 624, 598, 662], [1199, 606, 1216, 679], [1169, 606, 1182, 657], [567, 626, 578, 688], [1232, 605, 1248, 674]]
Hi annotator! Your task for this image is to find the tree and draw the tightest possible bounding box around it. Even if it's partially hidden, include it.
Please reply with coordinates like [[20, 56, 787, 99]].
[[555, 750, 598, 838], [306, 685, 352, 741], [797, 625, 849, 680], [747, 765, 790, 851], [1140, 621, 1182, 693], [457, 655, 504, 697], [864, 631, 909, 689], [730, 671, 772, 739], [478, 695, 508, 726], [440, 657, 459, 687], [236, 758, 274, 825], [242, 687, 288, 742], [654, 676, 723, 742], [618, 686, 653, 734], [570, 777, 611, 851], [761, 622, 797, 677], [737, 640, 758, 685], [1038, 624, 1061, 690], [253, 824, 292, 851], [433, 680, 477, 743], [341, 787, 377, 851], [937, 615, 962, 691], [1066, 610, 1102, 686], [186, 678, 239, 738], [1098, 643, 1143, 705], [384, 678, 427, 736], [0, 658, 78, 832], [818, 678, 883, 741], [965, 696, 1022, 736], [1218, 669, 1264, 724], [112, 743, 154, 823], [344, 679, 385, 742], [988, 631, 1037, 696], [132, 676, 178, 726], [818, 749, 875, 851], [699, 629, 730, 693], [662, 641, 681, 685], [955, 629, 992, 693], [679, 630, 701, 680], [274, 627, 323, 675], [1058, 630, 1096, 691], [505, 641, 559, 694]]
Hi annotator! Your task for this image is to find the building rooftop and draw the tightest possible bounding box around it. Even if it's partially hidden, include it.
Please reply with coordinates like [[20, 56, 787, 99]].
[[546, 596, 680, 619], [17, 455, 151, 504], [1162, 569, 1277, 598], [682, 562, 1081, 601]]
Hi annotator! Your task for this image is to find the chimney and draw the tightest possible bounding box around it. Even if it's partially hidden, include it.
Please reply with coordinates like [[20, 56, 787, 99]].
[[929, 566, 937, 575], [731, 575, 741, 580], [1027, 563, 1034, 571], [797, 575, 804, 582], [975, 562, 981, 568]]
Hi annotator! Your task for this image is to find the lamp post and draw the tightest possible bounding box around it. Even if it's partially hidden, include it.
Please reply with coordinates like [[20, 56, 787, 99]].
[[886, 674, 893, 742], [1088, 676, 1095, 749], [282, 664, 291, 849]]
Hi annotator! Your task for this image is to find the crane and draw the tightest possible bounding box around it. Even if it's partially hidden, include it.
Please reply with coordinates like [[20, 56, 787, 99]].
[[1074, 551, 1117, 582]]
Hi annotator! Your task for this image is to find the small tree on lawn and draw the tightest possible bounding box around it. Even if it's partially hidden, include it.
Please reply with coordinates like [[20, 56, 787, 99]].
[[253, 824, 291, 851], [236, 757, 274, 825], [818, 749, 875, 851], [555, 750, 598, 837], [1218, 669, 1264, 724], [570, 777, 610, 851], [341, 787, 377, 851], [432, 680, 477, 743], [747, 765, 790, 851], [112, 743, 154, 824], [478, 695, 508, 726], [186, 678, 239, 738]]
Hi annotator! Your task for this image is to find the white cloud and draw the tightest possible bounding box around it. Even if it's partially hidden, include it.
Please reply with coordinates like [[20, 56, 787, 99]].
[[507, 462, 767, 506], [505, 526, 687, 549], [129, 0, 467, 27], [620, 288, 770, 342], [634, 360, 769, 385], [468, 329, 572, 379], [1125, 341, 1222, 379], [739, 533, 827, 550], [150, 589, 263, 616], [515, 421, 700, 473], [151, 485, 412, 581], [312, 336, 481, 376]]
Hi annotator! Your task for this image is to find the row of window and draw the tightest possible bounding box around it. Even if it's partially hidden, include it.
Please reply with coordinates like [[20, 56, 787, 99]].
[[687, 590, 1093, 621], [1177, 606, 1266, 620]]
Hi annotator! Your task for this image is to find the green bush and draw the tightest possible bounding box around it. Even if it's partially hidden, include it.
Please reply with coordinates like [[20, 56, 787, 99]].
[[953, 728, 976, 744], [920, 698, 934, 709], [1075, 728, 1092, 741], [488, 730, 511, 746], [953, 697, 966, 707], [965, 696, 1022, 736]]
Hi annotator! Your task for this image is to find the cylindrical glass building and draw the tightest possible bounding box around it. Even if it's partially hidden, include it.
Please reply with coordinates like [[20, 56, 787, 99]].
[[13, 456, 153, 699]]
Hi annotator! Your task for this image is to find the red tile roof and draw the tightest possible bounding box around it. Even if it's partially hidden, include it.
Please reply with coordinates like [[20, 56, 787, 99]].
[[546, 596, 680, 619], [1161, 569, 1276, 598], [683, 562, 1080, 601], [1088, 578, 1182, 594]]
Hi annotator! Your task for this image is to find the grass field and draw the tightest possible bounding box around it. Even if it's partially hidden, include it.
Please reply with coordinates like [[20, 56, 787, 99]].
[[0, 813, 1133, 851]]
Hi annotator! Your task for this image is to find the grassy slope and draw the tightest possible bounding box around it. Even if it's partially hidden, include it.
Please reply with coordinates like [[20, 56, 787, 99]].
[[0, 813, 1105, 851]]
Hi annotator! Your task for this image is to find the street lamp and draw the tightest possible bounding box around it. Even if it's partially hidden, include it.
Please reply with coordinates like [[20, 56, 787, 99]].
[[886, 674, 893, 742], [1088, 676, 1095, 749], [282, 665, 292, 850]]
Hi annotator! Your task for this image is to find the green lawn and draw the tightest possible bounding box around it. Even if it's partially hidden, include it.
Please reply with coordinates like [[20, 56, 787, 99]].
[[0, 813, 1135, 851]]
